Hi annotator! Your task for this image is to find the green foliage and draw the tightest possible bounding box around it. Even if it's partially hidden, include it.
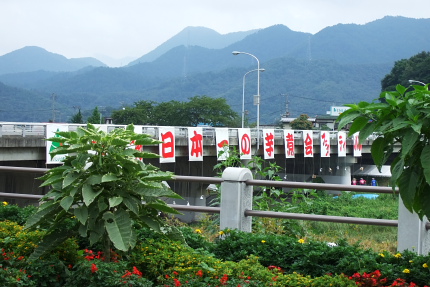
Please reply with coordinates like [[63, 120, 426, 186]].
[[338, 84, 430, 219], [70, 108, 84, 124], [381, 51, 430, 91], [0, 203, 36, 225], [290, 114, 314, 130], [87, 106, 102, 124], [25, 123, 182, 261], [111, 96, 240, 127]]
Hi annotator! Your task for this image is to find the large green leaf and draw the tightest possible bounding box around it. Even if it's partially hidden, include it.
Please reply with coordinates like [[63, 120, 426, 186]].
[[63, 172, 80, 188], [109, 196, 123, 208], [146, 202, 182, 215], [122, 196, 140, 215], [421, 146, 430, 185], [82, 184, 103, 206], [103, 210, 134, 251], [348, 116, 370, 135], [60, 196, 74, 211], [39, 174, 64, 187], [401, 129, 419, 158], [102, 173, 118, 183], [370, 137, 386, 168], [24, 201, 60, 230], [391, 157, 404, 186], [135, 186, 183, 199], [85, 174, 103, 185], [28, 228, 73, 261], [74, 205, 88, 224], [397, 168, 418, 212]]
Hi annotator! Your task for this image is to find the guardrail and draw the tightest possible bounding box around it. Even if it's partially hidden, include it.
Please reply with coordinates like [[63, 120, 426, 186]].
[[0, 166, 427, 254]]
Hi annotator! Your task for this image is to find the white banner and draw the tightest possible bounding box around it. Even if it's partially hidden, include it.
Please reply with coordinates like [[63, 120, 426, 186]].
[[320, 131, 330, 158], [238, 128, 252, 159], [215, 128, 229, 161], [188, 127, 203, 161], [159, 127, 176, 163], [263, 129, 275, 159], [353, 132, 362, 157], [337, 131, 347, 157], [303, 130, 313, 158], [284, 130, 295, 158], [46, 124, 69, 164]]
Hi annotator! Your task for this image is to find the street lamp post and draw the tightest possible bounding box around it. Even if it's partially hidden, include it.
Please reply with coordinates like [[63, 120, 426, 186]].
[[242, 68, 265, 128], [232, 51, 262, 149]]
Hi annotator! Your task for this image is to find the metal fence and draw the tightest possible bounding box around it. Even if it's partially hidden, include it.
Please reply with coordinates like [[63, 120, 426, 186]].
[[0, 165, 428, 254]]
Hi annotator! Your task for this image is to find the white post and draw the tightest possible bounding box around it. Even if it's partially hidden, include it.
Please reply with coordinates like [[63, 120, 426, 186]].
[[220, 167, 253, 232], [397, 197, 430, 254]]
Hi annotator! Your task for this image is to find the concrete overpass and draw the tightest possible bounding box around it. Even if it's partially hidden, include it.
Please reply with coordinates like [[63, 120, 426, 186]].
[[0, 122, 386, 220]]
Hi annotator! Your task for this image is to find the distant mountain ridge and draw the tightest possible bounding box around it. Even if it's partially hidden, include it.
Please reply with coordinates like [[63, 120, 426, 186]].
[[0, 46, 107, 75], [0, 16, 429, 123], [128, 26, 258, 65]]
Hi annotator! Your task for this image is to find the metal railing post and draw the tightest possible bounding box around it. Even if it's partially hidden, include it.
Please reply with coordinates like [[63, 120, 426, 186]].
[[220, 167, 253, 232], [397, 197, 430, 255]]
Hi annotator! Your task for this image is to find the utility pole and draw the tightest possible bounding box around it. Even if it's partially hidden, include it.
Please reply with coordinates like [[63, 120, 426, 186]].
[[51, 93, 57, 122], [281, 93, 290, 117]]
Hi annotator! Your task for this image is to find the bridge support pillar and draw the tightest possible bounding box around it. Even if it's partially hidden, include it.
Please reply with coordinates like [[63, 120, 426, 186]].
[[397, 197, 430, 255], [220, 167, 253, 232]]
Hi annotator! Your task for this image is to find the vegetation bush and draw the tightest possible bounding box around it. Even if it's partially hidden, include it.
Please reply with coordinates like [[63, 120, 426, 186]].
[[0, 202, 36, 225]]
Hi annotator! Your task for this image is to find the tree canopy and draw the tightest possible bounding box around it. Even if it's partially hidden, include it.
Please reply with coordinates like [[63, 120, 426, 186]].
[[290, 114, 313, 130], [111, 96, 240, 127], [381, 51, 430, 91], [87, 106, 102, 124]]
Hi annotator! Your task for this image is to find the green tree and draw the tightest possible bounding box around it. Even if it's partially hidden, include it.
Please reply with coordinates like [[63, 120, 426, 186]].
[[381, 51, 430, 91], [290, 114, 313, 130], [70, 108, 83, 123], [111, 96, 240, 127], [337, 84, 430, 219], [24, 124, 182, 261], [87, 106, 102, 124], [185, 95, 240, 127]]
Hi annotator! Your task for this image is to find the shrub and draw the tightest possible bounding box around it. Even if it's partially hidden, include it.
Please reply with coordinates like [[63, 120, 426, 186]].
[[0, 202, 36, 225]]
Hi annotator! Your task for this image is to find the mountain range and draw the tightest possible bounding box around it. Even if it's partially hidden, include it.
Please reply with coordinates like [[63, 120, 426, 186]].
[[0, 16, 429, 124]]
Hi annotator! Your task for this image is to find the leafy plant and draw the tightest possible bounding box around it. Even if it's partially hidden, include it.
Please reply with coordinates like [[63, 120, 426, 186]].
[[24, 124, 182, 261], [337, 84, 430, 219]]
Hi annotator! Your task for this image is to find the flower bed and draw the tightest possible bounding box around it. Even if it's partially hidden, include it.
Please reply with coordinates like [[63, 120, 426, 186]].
[[1, 218, 430, 287]]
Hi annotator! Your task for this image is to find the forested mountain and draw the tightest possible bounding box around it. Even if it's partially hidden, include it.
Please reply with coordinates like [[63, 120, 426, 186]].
[[0, 16, 429, 124], [0, 81, 57, 122], [0, 46, 106, 75]]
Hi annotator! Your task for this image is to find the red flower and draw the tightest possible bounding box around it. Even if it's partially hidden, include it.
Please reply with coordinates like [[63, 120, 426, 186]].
[[91, 263, 98, 273], [196, 270, 203, 277], [174, 278, 181, 286], [133, 266, 142, 277], [220, 274, 228, 285]]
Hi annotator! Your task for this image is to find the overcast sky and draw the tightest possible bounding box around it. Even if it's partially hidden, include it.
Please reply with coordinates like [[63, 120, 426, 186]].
[[1, 0, 429, 66]]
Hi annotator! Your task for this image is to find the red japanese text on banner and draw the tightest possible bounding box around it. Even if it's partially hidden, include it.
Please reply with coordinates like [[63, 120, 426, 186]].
[[263, 129, 275, 159], [188, 127, 203, 161], [337, 131, 347, 157], [159, 127, 176, 163], [303, 130, 313, 158], [353, 132, 362, 157], [320, 131, 330, 158], [238, 128, 252, 160], [215, 128, 229, 161], [46, 124, 69, 164], [284, 130, 295, 158]]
